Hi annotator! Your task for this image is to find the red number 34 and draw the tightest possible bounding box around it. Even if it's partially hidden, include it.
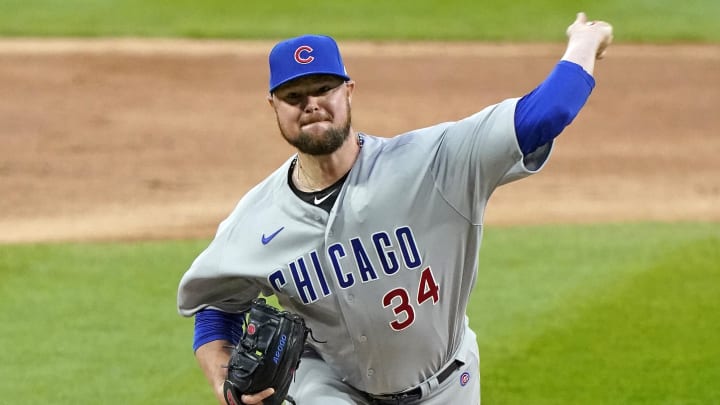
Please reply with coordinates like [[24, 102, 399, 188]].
[[381, 267, 440, 331]]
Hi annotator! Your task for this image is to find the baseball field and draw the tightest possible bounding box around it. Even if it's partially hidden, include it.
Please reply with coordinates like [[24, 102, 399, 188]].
[[1, 1, 719, 404]]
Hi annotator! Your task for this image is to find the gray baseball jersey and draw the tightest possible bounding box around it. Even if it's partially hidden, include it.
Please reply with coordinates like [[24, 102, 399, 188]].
[[177, 97, 552, 394]]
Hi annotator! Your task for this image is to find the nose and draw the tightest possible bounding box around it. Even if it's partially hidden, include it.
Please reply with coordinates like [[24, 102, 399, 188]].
[[303, 95, 321, 113]]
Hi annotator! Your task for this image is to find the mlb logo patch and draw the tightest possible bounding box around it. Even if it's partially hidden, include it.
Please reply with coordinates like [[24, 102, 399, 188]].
[[460, 371, 471, 387]]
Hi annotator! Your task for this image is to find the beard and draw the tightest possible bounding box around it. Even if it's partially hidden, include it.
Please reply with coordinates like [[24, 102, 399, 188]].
[[278, 104, 352, 156]]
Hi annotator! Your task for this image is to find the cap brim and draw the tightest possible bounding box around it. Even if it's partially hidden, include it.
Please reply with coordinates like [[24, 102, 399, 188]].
[[270, 72, 351, 93]]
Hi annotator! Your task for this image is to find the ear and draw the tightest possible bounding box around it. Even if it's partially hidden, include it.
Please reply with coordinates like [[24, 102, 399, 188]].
[[267, 93, 275, 108], [345, 81, 355, 102]]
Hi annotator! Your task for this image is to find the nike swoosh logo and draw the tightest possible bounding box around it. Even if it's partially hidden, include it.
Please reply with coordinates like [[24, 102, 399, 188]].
[[261, 227, 285, 245], [314, 190, 337, 205]]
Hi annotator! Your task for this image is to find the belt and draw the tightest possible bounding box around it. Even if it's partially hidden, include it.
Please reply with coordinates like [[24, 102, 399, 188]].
[[363, 360, 464, 405]]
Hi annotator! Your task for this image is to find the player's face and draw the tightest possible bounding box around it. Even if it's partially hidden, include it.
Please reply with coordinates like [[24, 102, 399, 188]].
[[269, 75, 354, 156]]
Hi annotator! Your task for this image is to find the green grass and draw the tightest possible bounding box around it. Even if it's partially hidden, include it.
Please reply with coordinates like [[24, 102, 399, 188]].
[[471, 222, 720, 404], [0, 0, 719, 42], [1, 222, 718, 403], [0, 240, 213, 404]]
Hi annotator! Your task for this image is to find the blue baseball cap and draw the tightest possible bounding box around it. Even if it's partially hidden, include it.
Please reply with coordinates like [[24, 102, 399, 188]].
[[268, 34, 351, 93]]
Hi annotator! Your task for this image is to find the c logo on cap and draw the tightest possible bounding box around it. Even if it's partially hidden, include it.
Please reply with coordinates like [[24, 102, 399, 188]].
[[294, 45, 314, 64]]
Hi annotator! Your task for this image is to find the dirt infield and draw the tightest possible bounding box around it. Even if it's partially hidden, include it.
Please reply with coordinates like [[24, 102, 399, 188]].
[[0, 39, 718, 243]]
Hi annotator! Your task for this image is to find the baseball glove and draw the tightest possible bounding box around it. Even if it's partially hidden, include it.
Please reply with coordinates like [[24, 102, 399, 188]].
[[223, 298, 309, 405]]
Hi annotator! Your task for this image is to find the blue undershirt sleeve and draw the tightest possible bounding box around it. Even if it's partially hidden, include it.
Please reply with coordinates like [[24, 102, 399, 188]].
[[514, 60, 596, 155], [193, 308, 245, 352]]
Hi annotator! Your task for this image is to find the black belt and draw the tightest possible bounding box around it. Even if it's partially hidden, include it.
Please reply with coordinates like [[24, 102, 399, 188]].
[[363, 360, 464, 405]]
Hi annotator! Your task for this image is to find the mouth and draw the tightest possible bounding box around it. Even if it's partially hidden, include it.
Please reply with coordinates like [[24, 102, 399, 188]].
[[301, 114, 331, 127], [300, 119, 332, 130], [302, 120, 329, 126]]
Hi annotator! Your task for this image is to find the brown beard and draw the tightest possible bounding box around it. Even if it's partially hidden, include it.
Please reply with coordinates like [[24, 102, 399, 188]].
[[278, 103, 352, 156]]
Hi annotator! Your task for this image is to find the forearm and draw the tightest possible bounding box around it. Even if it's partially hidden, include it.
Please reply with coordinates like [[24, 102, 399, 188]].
[[513, 12, 612, 155], [514, 61, 594, 155], [192, 309, 245, 404], [196, 339, 233, 405], [562, 36, 604, 76]]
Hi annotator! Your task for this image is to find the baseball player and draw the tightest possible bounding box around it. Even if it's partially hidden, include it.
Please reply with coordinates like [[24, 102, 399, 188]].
[[177, 12, 613, 405]]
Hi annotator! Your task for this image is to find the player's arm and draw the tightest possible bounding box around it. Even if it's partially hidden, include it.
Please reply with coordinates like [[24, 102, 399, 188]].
[[513, 12, 613, 156], [193, 309, 274, 404], [561, 12, 613, 76]]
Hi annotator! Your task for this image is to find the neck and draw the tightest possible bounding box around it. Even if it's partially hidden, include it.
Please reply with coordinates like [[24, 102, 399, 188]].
[[294, 131, 361, 192]]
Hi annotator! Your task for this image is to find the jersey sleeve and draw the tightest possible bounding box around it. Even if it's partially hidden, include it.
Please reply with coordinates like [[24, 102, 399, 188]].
[[193, 308, 245, 351], [430, 98, 551, 224], [176, 208, 263, 317], [514, 61, 595, 155]]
